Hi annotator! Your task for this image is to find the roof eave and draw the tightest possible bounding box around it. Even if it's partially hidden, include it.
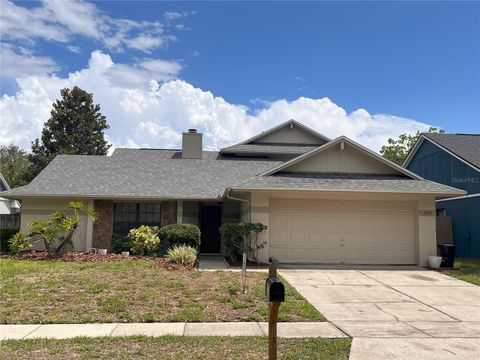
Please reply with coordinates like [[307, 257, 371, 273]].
[[228, 186, 466, 198]]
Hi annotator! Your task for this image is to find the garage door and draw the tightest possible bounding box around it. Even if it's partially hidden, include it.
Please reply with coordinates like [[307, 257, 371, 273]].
[[269, 198, 416, 264]]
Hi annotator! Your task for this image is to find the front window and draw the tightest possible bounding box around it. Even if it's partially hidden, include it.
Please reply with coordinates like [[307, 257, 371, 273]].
[[113, 202, 161, 236]]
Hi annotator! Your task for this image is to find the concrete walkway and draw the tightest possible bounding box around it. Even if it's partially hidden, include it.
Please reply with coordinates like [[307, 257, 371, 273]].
[[279, 265, 480, 359], [0, 322, 346, 340]]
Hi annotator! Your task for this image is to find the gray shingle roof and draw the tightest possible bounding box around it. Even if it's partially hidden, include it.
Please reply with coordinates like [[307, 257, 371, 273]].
[[219, 143, 318, 155], [423, 133, 480, 170], [230, 172, 465, 197], [3, 150, 282, 199]]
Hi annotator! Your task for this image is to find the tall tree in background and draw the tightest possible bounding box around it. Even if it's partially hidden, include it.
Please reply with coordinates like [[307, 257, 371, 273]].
[[0, 144, 31, 188], [380, 127, 445, 165], [30, 86, 110, 178]]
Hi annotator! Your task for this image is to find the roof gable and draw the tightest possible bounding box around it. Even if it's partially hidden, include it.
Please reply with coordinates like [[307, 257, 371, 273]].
[[261, 137, 422, 179], [219, 119, 330, 157], [242, 119, 330, 145], [404, 133, 480, 171]]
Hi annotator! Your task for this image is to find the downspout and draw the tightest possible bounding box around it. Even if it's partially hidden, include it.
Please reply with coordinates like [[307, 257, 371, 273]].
[[225, 188, 251, 293], [225, 188, 251, 222]]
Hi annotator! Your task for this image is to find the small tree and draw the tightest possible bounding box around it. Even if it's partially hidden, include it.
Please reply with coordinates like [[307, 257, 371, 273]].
[[220, 222, 268, 263], [30, 86, 110, 178], [380, 127, 444, 165], [9, 202, 96, 256]]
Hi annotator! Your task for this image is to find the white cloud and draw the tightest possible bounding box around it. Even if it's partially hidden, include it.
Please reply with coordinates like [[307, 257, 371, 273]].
[[0, 44, 59, 78], [0, 50, 432, 153], [66, 45, 81, 54], [0, 0, 169, 53]]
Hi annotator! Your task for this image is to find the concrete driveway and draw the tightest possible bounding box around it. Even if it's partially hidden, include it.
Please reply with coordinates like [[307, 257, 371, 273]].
[[279, 265, 480, 359]]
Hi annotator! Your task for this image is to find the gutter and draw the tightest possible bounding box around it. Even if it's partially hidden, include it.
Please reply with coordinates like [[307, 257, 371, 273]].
[[225, 188, 251, 222]]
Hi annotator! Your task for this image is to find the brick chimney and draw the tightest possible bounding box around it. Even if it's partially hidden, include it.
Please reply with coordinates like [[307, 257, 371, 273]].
[[182, 129, 202, 159]]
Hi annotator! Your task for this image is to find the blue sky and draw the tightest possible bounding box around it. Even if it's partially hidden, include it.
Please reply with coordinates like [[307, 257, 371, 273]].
[[1, 1, 479, 151]]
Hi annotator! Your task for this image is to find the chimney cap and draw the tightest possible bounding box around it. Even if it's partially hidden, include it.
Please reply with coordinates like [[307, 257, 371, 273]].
[[187, 128, 197, 134]]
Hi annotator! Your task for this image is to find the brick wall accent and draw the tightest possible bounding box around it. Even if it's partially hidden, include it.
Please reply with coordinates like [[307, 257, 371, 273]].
[[161, 201, 177, 227], [92, 199, 113, 249]]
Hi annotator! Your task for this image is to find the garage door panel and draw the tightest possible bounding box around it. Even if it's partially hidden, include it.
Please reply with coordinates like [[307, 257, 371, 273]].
[[270, 198, 289, 210], [290, 215, 307, 228], [270, 212, 289, 227], [306, 232, 325, 248], [269, 199, 416, 265], [306, 213, 325, 227]]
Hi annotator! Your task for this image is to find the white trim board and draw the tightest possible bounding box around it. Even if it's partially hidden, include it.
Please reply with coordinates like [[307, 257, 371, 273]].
[[436, 193, 480, 202]]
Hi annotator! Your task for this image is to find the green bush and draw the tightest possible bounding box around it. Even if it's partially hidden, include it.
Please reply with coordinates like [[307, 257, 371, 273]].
[[220, 223, 244, 262], [165, 245, 197, 265], [111, 233, 131, 253], [159, 224, 201, 249], [1, 228, 19, 253], [127, 225, 160, 256], [8, 232, 31, 255]]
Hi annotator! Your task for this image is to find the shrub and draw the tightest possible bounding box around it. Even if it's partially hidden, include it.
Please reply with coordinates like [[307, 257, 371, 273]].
[[111, 233, 131, 253], [9, 232, 31, 255], [220, 222, 267, 263], [165, 245, 197, 265], [159, 224, 201, 249], [0, 228, 19, 253], [127, 225, 160, 256], [220, 223, 244, 262]]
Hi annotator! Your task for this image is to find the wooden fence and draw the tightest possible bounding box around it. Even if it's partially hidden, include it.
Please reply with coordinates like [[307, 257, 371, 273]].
[[436, 216, 453, 245], [0, 214, 20, 230]]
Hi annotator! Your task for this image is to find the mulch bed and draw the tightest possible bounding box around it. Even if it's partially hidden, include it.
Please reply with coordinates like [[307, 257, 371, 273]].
[[224, 257, 269, 269], [0, 251, 197, 270]]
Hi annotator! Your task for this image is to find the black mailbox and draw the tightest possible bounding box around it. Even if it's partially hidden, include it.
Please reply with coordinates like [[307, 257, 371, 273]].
[[265, 276, 285, 303]]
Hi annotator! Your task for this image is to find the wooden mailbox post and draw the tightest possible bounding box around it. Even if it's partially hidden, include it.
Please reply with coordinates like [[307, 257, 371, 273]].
[[265, 258, 285, 360]]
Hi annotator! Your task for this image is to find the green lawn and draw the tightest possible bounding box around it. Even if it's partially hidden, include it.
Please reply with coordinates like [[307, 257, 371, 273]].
[[443, 258, 480, 286], [0, 336, 351, 360], [0, 259, 324, 323]]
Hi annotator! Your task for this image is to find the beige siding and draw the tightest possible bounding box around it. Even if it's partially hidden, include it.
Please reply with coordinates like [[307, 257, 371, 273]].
[[285, 142, 402, 174], [254, 125, 322, 145], [20, 198, 89, 251]]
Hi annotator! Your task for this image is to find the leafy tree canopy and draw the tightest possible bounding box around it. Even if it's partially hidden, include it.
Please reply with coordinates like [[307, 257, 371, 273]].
[[30, 86, 110, 178], [0, 144, 31, 188], [380, 127, 445, 165]]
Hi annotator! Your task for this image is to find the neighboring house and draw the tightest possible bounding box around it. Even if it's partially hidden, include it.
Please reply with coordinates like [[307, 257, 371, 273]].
[[1, 120, 464, 266], [0, 173, 20, 215], [404, 133, 480, 259]]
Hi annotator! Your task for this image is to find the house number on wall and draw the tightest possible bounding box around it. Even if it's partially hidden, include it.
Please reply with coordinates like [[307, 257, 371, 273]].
[[419, 209, 435, 216]]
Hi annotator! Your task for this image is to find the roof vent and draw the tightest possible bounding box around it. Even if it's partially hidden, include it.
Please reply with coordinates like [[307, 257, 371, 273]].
[[182, 129, 202, 159]]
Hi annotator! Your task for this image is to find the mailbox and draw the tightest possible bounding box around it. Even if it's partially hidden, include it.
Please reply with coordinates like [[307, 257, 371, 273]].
[[265, 276, 285, 303]]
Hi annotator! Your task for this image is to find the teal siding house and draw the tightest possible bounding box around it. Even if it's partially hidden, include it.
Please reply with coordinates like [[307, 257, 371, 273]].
[[404, 133, 480, 259]]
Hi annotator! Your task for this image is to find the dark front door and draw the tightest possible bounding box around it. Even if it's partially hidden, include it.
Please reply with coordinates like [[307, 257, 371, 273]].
[[200, 205, 222, 253]]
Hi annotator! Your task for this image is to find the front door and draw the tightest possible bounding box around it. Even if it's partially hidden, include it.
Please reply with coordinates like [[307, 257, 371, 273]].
[[200, 205, 222, 253]]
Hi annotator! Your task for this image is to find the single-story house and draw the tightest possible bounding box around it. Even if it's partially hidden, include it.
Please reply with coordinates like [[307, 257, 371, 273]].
[[1, 120, 465, 266], [404, 133, 480, 258]]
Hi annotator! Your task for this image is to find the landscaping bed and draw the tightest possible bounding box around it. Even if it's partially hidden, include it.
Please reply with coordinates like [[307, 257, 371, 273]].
[[1, 251, 197, 270], [0, 259, 324, 324], [0, 336, 351, 360], [442, 258, 480, 286]]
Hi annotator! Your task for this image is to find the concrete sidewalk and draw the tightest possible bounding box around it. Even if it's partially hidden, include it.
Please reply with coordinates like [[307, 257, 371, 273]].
[[0, 322, 347, 340]]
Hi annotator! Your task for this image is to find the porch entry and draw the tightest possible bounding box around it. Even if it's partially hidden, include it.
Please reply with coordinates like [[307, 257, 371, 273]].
[[199, 204, 222, 254]]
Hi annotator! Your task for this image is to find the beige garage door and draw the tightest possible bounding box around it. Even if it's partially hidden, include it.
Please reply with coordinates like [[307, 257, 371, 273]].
[[269, 198, 416, 264]]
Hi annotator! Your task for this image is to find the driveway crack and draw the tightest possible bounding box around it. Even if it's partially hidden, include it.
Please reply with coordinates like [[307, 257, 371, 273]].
[[355, 269, 460, 322]]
